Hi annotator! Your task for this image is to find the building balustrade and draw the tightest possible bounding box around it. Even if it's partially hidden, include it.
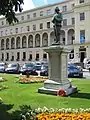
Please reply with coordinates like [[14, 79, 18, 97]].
[[16, 58, 19, 61], [22, 58, 26, 61], [28, 58, 32, 61], [1, 48, 4, 50]]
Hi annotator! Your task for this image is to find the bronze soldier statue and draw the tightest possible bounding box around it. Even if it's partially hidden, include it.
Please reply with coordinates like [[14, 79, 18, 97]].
[[52, 7, 63, 44]]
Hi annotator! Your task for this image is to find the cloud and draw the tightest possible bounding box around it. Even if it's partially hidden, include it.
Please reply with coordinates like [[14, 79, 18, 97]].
[[44, 0, 48, 4], [23, 0, 35, 11]]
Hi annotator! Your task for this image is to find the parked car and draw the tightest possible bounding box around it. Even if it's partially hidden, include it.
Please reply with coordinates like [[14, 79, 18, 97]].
[[0, 62, 7, 73], [31, 64, 42, 76], [5, 63, 20, 74], [20, 63, 35, 75], [86, 60, 90, 71], [68, 64, 83, 78], [40, 65, 48, 76]]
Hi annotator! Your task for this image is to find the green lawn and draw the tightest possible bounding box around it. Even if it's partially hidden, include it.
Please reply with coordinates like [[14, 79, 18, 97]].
[[0, 73, 90, 111]]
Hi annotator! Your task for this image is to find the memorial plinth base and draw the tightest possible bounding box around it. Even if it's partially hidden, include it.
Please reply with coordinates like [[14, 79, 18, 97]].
[[38, 80, 77, 96], [38, 45, 77, 96]]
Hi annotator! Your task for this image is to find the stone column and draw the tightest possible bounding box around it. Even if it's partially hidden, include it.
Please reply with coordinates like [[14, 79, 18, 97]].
[[15, 37, 16, 49], [0, 38, 1, 49], [48, 32, 51, 46], [26, 36, 28, 48], [33, 34, 35, 48], [4, 39, 6, 50], [38, 45, 77, 96], [4, 52, 6, 61], [9, 38, 11, 49], [65, 30, 68, 45], [20, 36, 22, 48], [40, 34, 42, 47]]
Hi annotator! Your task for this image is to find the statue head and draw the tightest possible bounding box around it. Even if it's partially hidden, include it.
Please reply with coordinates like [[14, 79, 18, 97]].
[[55, 7, 60, 13]]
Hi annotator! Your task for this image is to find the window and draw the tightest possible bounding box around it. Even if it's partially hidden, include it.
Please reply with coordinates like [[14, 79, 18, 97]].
[[11, 56, 14, 61], [33, 25, 36, 30], [6, 21, 8, 24], [40, 23, 43, 29], [63, 38, 65, 45], [10, 29, 13, 34], [43, 54, 47, 60], [62, 5, 67, 12], [6, 53, 9, 61], [27, 14, 30, 20], [47, 9, 51, 15], [22, 52, 26, 61], [72, 18, 75, 25], [72, 4, 75, 8], [5, 30, 7, 35], [69, 50, 74, 59], [79, 0, 84, 3], [40, 11, 43, 16], [63, 19, 67, 26], [15, 28, 18, 33], [1, 53, 4, 61], [36, 53, 39, 61], [21, 16, 24, 20], [16, 52, 20, 61], [29, 54, 32, 61], [47, 22, 50, 28], [27, 26, 30, 31], [1, 31, 3, 36], [1, 21, 4, 25], [80, 12, 85, 21], [33, 13, 36, 17], [80, 30, 85, 43], [21, 27, 23, 32]]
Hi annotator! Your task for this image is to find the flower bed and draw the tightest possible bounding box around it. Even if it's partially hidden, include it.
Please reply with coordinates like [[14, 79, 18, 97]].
[[0, 84, 8, 91], [0, 97, 3, 103], [35, 107, 90, 120], [0, 77, 7, 82], [6, 105, 90, 120], [19, 76, 48, 84], [36, 112, 90, 120]]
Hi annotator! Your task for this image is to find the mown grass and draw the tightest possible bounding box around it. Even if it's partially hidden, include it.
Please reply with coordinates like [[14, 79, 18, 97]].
[[0, 73, 90, 112]]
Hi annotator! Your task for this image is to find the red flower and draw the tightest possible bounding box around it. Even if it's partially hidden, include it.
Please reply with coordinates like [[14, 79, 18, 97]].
[[57, 89, 66, 97]]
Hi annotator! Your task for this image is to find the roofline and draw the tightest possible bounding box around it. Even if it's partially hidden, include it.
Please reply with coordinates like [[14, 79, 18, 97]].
[[0, 0, 74, 20]]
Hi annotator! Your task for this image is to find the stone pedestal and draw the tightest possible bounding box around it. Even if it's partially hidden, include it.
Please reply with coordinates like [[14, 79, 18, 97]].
[[38, 45, 77, 96]]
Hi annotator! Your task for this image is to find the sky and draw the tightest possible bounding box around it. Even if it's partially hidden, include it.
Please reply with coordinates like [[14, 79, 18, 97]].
[[23, 0, 64, 11]]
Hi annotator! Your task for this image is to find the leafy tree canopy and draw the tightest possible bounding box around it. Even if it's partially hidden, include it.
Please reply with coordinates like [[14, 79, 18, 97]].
[[0, 0, 24, 24]]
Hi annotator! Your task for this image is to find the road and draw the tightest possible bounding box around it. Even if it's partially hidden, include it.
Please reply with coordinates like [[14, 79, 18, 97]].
[[83, 71, 90, 79]]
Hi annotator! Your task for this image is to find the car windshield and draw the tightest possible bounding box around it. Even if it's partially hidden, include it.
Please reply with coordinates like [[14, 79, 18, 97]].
[[41, 65, 48, 70], [23, 63, 34, 68], [0, 64, 4, 67], [68, 65, 79, 70], [8, 64, 17, 68], [34, 65, 41, 70], [87, 61, 90, 64]]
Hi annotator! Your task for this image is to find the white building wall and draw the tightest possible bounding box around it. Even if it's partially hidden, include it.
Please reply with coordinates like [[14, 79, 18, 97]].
[[0, 0, 90, 64]]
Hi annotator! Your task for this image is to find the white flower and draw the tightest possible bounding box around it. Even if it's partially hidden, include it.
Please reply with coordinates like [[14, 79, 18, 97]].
[[49, 108, 55, 113]]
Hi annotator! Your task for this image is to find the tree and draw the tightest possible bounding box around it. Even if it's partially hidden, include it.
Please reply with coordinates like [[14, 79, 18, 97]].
[[0, 0, 24, 24]]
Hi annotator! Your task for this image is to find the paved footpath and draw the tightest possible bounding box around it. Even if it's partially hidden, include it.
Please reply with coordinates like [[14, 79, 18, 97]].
[[83, 69, 90, 79]]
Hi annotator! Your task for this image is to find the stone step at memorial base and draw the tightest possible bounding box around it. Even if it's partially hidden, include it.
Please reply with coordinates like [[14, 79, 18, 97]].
[[38, 86, 77, 96]]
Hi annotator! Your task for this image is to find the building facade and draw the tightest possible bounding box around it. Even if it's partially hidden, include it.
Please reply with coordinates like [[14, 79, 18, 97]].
[[0, 0, 90, 64]]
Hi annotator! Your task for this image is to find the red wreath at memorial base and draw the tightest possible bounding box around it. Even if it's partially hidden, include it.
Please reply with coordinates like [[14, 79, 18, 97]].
[[57, 89, 66, 97]]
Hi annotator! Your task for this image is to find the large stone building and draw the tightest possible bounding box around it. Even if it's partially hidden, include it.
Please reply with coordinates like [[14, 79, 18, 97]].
[[0, 0, 90, 64]]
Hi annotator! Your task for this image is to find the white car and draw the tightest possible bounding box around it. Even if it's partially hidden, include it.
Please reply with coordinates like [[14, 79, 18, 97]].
[[86, 60, 90, 71], [0, 62, 7, 73]]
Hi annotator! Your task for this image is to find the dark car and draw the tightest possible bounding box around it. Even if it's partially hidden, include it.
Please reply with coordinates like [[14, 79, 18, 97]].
[[20, 63, 35, 75], [0, 62, 7, 73], [5, 63, 20, 74], [68, 64, 83, 78], [40, 65, 48, 76], [31, 65, 42, 76]]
